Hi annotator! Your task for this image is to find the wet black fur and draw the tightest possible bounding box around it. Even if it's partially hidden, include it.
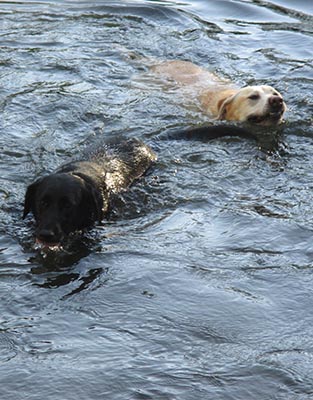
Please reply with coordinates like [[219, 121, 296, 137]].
[[23, 138, 156, 245]]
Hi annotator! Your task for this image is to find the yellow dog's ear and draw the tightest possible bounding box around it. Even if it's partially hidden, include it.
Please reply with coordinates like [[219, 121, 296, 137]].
[[216, 94, 237, 120]]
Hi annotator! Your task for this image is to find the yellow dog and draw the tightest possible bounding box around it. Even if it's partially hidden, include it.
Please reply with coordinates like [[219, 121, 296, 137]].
[[151, 60, 286, 126]]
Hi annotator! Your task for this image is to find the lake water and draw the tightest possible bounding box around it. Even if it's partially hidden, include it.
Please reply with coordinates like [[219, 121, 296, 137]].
[[0, 1, 313, 399]]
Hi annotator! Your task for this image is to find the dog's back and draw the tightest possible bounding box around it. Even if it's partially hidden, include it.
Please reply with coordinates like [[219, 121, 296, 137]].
[[59, 138, 157, 193]]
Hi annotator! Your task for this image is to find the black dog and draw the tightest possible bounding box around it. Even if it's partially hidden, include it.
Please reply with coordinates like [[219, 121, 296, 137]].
[[23, 138, 156, 248]]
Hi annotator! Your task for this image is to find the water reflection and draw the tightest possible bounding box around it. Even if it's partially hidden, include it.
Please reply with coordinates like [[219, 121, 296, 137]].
[[27, 234, 106, 293]]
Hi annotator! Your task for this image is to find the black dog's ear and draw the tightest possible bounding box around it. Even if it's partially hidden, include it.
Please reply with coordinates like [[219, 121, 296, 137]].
[[81, 182, 104, 224], [23, 179, 41, 219]]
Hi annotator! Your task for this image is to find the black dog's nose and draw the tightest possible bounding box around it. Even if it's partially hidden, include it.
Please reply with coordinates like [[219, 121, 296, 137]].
[[37, 228, 62, 244], [269, 95, 283, 110]]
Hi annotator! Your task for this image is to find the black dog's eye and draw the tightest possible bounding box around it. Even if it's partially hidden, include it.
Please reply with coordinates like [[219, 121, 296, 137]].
[[40, 197, 50, 209], [248, 94, 260, 101]]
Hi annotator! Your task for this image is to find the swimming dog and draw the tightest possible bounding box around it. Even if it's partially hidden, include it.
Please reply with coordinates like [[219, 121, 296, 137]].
[[150, 60, 286, 126], [23, 138, 156, 248]]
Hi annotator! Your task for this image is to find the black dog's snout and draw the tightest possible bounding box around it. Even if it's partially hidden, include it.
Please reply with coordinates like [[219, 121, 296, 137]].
[[37, 226, 63, 244], [269, 95, 283, 110]]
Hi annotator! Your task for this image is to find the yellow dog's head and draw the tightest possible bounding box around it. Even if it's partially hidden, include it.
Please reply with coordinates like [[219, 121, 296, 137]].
[[217, 85, 286, 126]]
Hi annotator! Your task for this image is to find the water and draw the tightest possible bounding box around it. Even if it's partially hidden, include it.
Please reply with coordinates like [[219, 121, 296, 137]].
[[0, 0, 313, 399]]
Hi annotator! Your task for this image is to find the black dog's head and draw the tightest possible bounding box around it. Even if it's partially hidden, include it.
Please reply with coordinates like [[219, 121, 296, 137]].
[[23, 172, 103, 248]]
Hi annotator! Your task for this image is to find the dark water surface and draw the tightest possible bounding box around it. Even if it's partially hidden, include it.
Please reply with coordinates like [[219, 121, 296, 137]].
[[0, 0, 313, 399]]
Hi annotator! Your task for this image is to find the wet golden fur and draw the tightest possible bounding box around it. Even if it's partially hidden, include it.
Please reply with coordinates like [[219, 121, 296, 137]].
[[150, 60, 286, 126]]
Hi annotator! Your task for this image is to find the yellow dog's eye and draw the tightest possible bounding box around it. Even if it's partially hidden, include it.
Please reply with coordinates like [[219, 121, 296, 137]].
[[248, 94, 260, 100]]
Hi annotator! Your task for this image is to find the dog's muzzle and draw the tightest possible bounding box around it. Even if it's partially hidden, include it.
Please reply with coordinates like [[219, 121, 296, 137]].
[[269, 95, 284, 111], [248, 95, 285, 125], [36, 223, 64, 248]]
